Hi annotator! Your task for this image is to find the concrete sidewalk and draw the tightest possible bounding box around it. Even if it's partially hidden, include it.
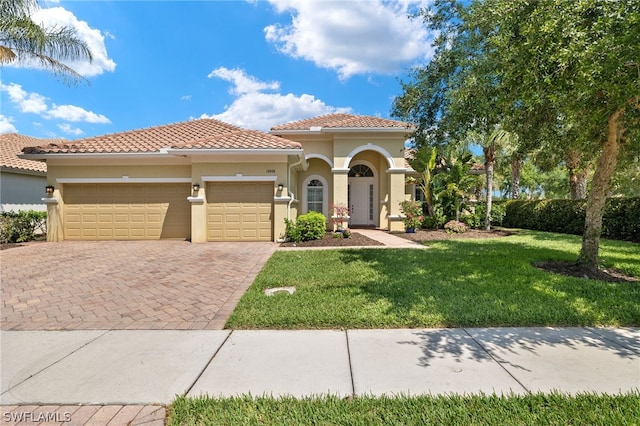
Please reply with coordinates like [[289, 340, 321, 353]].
[[2, 327, 638, 407]]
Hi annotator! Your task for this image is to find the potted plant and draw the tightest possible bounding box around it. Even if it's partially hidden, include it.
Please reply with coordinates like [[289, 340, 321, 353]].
[[329, 203, 350, 233], [399, 200, 424, 233]]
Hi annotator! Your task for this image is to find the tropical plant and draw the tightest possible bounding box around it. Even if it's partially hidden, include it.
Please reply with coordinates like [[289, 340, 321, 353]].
[[407, 146, 438, 216], [433, 153, 476, 221], [0, 0, 93, 84]]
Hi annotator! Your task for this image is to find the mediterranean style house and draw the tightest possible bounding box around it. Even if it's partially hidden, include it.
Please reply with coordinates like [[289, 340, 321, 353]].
[[21, 113, 414, 242]]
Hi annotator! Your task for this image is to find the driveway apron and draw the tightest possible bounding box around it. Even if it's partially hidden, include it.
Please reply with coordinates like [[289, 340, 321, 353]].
[[1, 240, 276, 331]]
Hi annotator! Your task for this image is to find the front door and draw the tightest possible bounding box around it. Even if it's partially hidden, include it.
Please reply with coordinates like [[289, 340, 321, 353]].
[[348, 177, 376, 226]]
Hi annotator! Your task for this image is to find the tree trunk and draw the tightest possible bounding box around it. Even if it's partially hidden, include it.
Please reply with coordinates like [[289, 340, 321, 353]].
[[510, 156, 522, 200], [567, 150, 588, 200], [577, 108, 624, 270], [484, 146, 496, 231]]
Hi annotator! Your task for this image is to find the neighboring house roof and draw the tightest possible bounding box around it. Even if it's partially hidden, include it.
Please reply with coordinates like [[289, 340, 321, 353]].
[[270, 113, 413, 132], [22, 119, 301, 155], [0, 133, 56, 173]]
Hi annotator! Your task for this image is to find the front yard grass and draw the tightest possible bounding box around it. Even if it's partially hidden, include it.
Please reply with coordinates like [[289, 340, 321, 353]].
[[168, 393, 640, 425], [226, 230, 639, 329]]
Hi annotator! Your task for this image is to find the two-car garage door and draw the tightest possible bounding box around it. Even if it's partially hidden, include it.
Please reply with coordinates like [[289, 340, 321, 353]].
[[62, 182, 274, 241], [63, 183, 191, 240]]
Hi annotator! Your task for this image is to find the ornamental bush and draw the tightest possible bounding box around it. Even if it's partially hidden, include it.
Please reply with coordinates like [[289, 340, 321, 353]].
[[444, 220, 468, 234], [0, 210, 47, 244], [284, 211, 326, 243]]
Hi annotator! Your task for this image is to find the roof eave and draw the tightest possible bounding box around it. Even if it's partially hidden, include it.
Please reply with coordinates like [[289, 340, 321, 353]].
[[164, 148, 304, 155], [0, 166, 46, 176], [271, 127, 413, 135]]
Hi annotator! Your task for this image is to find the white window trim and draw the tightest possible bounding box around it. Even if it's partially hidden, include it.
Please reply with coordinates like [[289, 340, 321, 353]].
[[302, 175, 328, 216]]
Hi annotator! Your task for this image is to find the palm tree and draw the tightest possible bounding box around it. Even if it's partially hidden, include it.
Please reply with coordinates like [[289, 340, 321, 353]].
[[0, 0, 92, 84]]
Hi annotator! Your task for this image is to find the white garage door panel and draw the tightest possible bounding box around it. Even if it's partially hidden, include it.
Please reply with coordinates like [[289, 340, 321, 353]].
[[206, 182, 273, 241], [63, 183, 191, 240]]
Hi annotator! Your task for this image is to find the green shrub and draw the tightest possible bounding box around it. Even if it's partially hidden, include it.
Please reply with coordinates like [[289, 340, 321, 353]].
[[475, 202, 507, 226], [284, 212, 326, 243], [0, 210, 47, 244], [460, 213, 481, 229], [503, 197, 639, 242], [422, 205, 447, 229]]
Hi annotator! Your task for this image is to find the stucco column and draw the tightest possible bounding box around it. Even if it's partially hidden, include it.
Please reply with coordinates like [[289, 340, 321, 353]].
[[332, 168, 349, 230], [42, 188, 63, 242], [188, 186, 207, 243], [387, 169, 406, 232]]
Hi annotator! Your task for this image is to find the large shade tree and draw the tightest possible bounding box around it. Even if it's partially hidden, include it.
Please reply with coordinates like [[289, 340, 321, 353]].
[[393, 0, 639, 270], [0, 0, 92, 84]]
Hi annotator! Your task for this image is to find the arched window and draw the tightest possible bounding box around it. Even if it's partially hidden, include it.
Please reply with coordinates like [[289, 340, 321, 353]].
[[307, 179, 324, 214], [348, 164, 374, 177]]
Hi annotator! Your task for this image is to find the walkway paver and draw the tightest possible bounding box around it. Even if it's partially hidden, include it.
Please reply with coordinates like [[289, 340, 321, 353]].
[[0, 241, 276, 331]]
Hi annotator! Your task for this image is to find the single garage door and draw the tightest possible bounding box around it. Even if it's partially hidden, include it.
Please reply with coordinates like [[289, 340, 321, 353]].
[[63, 183, 191, 240], [207, 182, 273, 241]]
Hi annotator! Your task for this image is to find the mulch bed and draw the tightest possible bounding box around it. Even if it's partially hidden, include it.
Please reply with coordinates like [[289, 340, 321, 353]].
[[279, 232, 384, 247], [392, 228, 517, 242], [533, 261, 639, 284]]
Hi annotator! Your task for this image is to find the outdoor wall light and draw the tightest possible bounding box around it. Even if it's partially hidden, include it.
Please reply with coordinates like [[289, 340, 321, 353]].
[[45, 185, 54, 194], [192, 183, 200, 193], [277, 183, 284, 192]]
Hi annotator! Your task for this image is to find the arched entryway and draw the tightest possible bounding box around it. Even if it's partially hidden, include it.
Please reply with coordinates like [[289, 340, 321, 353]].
[[348, 163, 377, 227]]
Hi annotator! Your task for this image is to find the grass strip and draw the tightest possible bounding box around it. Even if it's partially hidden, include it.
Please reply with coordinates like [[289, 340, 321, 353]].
[[168, 393, 640, 425]]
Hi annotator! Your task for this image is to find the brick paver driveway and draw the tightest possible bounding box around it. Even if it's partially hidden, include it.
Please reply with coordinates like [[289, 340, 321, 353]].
[[1, 240, 276, 331]]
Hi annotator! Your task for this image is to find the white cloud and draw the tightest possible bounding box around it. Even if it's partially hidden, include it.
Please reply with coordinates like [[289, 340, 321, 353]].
[[208, 67, 280, 95], [25, 6, 116, 77], [0, 82, 111, 125], [0, 115, 18, 134], [0, 83, 48, 114], [57, 123, 84, 135], [181, 95, 192, 101], [203, 67, 350, 131], [264, 0, 434, 79], [47, 105, 110, 124]]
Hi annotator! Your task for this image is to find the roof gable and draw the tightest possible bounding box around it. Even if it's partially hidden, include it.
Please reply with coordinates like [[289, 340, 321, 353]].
[[270, 113, 412, 132]]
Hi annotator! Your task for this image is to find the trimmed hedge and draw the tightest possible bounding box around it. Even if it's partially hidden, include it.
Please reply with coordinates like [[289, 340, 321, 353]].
[[503, 198, 639, 242]]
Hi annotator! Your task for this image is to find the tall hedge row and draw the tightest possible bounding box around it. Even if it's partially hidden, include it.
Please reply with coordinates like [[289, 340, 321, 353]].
[[503, 198, 639, 242]]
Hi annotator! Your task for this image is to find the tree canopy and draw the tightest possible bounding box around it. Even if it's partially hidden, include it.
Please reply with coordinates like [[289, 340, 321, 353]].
[[393, 0, 640, 270]]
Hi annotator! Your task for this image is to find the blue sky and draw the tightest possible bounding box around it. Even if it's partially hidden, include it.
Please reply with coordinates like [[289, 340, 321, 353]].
[[0, 0, 435, 139]]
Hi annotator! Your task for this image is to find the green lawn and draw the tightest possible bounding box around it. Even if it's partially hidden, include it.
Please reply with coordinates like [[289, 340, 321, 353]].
[[168, 393, 640, 425], [226, 230, 640, 329]]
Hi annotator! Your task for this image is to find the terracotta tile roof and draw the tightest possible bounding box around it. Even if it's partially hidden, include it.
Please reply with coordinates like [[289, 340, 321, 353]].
[[22, 119, 300, 155], [0, 133, 54, 173], [270, 113, 412, 131]]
